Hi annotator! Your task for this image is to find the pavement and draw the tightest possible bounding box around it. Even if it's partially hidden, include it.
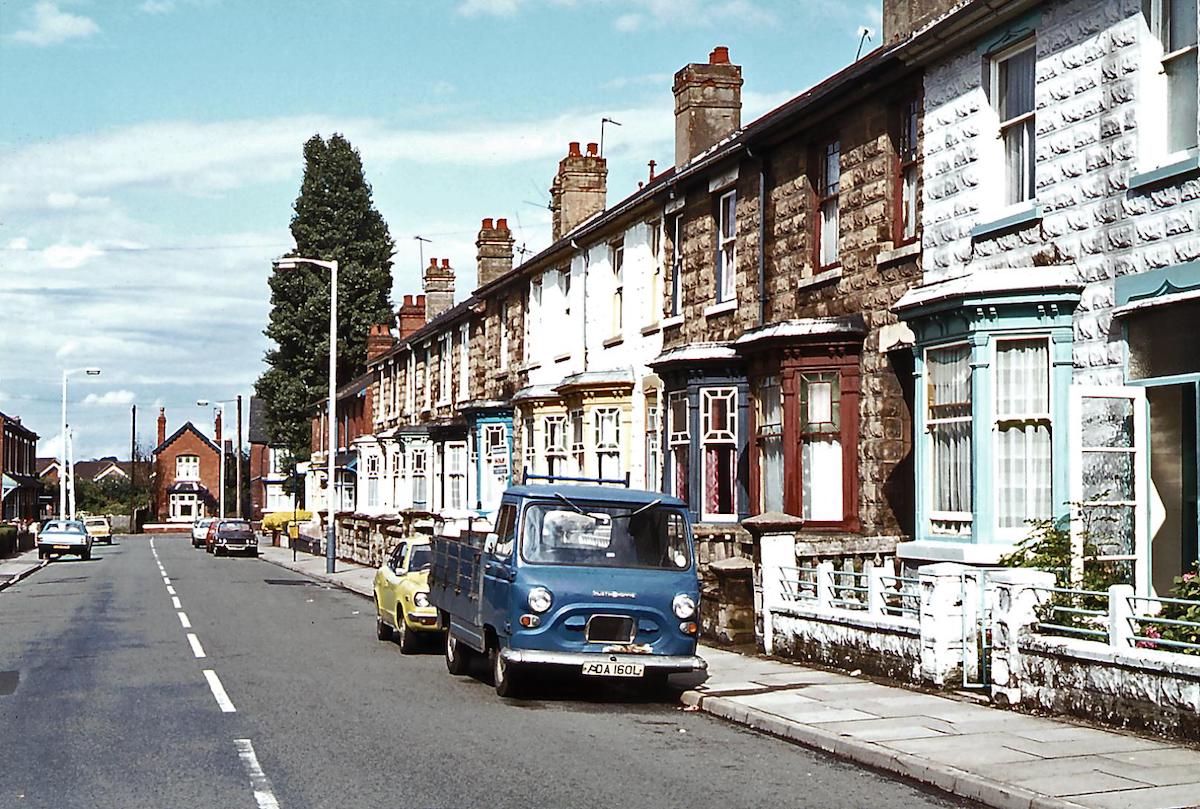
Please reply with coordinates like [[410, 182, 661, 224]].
[[1, 533, 961, 809], [257, 543, 1200, 809], [0, 547, 47, 591]]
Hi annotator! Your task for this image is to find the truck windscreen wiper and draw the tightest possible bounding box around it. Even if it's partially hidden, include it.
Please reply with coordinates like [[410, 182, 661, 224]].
[[553, 492, 589, 516]]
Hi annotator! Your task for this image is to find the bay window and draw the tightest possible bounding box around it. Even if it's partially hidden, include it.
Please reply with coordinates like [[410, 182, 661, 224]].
[[668, 392, 689, 504], [411, 448, 428, 509], [544, 414, 567, 478], [594, 407, 621, 480], [992, 39, 1036, 205], [800, 373, 843, 522], [701, 388, 738, 520], [523, 417, 536, 471], [646, 402, 662, 491], [716, 190, 737, 303], [365, 455, 380, 508], [446, 443, 467, 510], [570, 409, 585, 475], [926, 344, 973, 535], [755, 377, 784, 513], [995, 338, 1052, 531]]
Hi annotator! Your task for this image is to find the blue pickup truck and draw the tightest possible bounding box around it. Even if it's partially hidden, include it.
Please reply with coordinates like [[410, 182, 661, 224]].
[[429, 482, 707, 697]]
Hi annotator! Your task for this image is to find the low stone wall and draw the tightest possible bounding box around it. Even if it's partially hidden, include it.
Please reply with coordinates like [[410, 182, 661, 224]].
[[1002, 635, 1200, 741], [770, 607, 921, 682], [694, 525, 754, 645]]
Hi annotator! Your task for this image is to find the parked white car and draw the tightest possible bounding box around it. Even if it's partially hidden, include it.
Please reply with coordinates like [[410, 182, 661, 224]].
[[191, 517, 214, 548], [38, 520, 92, 561]]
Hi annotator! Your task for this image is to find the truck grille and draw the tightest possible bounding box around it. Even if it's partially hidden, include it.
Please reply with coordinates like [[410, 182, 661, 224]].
[[585, 614, 636, 644]]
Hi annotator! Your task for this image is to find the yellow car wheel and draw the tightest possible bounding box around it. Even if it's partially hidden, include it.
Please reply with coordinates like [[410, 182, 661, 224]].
[[396, 608, 418, 655]]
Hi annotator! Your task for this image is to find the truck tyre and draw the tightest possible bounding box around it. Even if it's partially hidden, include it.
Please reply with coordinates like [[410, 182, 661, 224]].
[[492, 647, 522, 698], [445, 632, 472, 675], [81, 548, 91, 561]]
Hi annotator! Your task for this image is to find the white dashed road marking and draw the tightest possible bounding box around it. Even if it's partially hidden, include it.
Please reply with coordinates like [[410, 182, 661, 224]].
[[163, 577, 171, 585], [234, 739, 281, 808], [178, 611, 192, 629], [171, 596, 182, 609], [203, 670, 236, 713], [187, 633, 206, 659], [166, 585, 176, 595]]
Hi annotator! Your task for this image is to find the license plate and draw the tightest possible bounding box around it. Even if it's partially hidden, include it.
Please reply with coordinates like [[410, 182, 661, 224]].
[[53, 545, 71, 551], [581, 661, 644, 678]]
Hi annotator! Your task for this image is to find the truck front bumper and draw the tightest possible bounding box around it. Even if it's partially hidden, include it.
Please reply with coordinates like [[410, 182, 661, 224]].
[[500, 648, 708, 674]]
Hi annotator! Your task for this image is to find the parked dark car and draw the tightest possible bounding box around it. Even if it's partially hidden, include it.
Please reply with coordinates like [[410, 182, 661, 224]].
[[205, 519, 258, 557]]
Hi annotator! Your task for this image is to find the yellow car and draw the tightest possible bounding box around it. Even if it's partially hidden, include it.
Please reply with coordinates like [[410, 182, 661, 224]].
[[83, 516, 112, 544], [374, 538, 439, 653]]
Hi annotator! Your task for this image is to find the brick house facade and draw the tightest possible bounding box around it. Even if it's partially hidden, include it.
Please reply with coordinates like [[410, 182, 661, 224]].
[[152, 408, 221, 522], [0, 412, 39, 522]]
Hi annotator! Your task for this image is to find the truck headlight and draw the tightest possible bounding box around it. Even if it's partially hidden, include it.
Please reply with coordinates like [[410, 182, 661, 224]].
[[414, 592, 430, 608], [672, 594, 696, 619], [528, 586, 553, 614]]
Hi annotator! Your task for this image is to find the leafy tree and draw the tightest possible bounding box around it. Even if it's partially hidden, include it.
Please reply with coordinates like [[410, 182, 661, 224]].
[[256, 133, 395, 460]]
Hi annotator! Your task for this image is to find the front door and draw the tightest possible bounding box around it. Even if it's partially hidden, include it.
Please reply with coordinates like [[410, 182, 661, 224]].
[[1147, 383, 1200, 596]]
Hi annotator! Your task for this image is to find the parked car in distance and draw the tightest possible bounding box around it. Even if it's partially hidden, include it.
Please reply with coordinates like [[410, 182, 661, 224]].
[[205, 519, 258, 557], [38, 519, 93, 561], [374, 538, 439, 653], [83, 515, 112, 544], [191, 517, 214, 548]]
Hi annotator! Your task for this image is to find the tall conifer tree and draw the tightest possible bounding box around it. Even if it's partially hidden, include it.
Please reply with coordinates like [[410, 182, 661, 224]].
[[255, 134, 395, 461]]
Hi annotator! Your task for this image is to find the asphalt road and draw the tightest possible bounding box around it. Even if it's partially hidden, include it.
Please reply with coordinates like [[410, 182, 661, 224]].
[[0, 534, 971, 809]]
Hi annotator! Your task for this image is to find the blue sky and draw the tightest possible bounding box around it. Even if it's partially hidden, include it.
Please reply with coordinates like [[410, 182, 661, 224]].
[[0, 0, 882, 460]]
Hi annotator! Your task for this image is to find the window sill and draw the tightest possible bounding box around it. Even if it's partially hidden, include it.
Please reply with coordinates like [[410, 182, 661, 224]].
[[554, 352, 571, 364], [640, 322, 661, 337], [971, 201, 1042, 240], [602, 334, 624, 349], [704, 299, 738, 318], [1128, 149, 1200, 191], [875, 241, 921, 267], [518, 361, 541, 373], [662, 315, 684, 329], [797, 267, 842, 291]]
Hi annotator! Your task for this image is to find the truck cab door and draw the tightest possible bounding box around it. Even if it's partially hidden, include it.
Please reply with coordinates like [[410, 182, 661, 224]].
[[481, 502, 518, 639]]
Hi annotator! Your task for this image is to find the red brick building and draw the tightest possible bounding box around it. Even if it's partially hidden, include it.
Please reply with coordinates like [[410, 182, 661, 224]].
[[1, 412, 39, 522], [152, 408, 222, 522]]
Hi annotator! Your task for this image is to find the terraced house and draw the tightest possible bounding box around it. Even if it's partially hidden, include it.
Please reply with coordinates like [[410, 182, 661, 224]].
[[896, 0, 1200, 598]]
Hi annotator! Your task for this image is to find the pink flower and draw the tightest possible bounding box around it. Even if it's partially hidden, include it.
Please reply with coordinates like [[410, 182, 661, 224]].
[[1137, 625, 1162, 649], [1184, 573, 1196, 582]]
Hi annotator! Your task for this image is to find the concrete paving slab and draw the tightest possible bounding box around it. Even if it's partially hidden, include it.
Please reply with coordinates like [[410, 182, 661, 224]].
[[1070, 783, 1200, 809], [809, 716, 952, 742], [1014, 770, 1151, 797], [1001, 733, 1168, 759], [795, 681, 911, 701], [1097, 747, 1200, 768], [749, 670, 859, 687], [973, 755, 1113, 782], [695, 680, 775, 695], [882, 732, 1035, 758], [1094, 761, 1200, 788]]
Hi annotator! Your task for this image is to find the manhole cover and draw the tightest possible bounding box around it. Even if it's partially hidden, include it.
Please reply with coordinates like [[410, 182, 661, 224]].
[[0, 671, 19, 696]]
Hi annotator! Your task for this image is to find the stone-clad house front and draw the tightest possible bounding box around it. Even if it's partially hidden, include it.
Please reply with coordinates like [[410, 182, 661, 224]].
[[896, 0, 1200, 597]]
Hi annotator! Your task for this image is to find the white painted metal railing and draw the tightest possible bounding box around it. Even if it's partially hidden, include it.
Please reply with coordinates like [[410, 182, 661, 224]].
[[777, 562, 919, 622]]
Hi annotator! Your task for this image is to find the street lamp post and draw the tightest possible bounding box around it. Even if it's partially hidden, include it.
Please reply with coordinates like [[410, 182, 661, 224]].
[[196, 398, 235, 520], [60, 367, 101, 518], [273, 256, 338, 574]]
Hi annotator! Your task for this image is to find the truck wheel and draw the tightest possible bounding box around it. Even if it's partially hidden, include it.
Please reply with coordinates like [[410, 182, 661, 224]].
[[396, 609, 417, 655], [81, 549, 91, 561], [492, 647, 522, 698], [445, 633, 472, 676]]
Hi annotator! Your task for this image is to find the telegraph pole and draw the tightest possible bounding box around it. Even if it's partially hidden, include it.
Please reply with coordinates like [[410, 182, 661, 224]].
[[129, 404, 137, 532], [236, 394, 244, 518]]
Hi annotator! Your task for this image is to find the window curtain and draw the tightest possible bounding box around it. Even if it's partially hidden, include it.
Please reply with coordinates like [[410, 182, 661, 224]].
[[928, 346, 972, 515], [996, 340, 1052, 528]]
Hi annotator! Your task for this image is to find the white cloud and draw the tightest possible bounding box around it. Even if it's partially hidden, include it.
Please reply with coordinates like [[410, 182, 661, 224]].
[[6, 237, 29, 250], [83, 390, 136, 406], [55, 339, 79, 359], [42, 242, 104, 270], [140, 0, 175, 13], [614, 12, 642, 31], [10, 2, 100, 46]]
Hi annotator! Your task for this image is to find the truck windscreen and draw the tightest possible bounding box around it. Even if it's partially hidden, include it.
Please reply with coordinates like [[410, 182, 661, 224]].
[[520, 503, 691, 570]]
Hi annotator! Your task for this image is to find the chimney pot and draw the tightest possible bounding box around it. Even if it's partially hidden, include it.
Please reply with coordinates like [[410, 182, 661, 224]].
[[403, 293, 413, 305], [586, 142, 598, 156], [441, 258, 450, 269], [568, 141, 581, 157], [710, 46, 730, 64], [429, 257, 437, 267], [482, 217, 493, 229], [496, 217, 508, 230]]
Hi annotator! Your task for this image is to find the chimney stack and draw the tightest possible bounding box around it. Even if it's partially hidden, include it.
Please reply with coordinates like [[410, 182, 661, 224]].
[[423, 258, 455, 322], [397, 294, 426, 339], [673, 46, 743, 168], [475, 217, 515, 288], [366, 323, 395, 362], [549, 141, 607, 241], [157, 408, 166, 447], [214, 410, 222, 445]]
